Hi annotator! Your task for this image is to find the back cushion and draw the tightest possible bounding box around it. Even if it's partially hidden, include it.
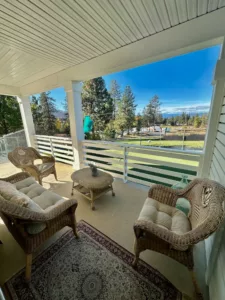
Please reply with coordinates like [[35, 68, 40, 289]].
[[0, 180, 29, 207]]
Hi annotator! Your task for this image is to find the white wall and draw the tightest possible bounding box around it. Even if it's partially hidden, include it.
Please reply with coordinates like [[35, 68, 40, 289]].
[[205, 96, 225, 299]]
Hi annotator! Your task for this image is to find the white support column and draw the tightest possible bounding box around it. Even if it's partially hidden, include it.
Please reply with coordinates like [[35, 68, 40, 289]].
[[200, 40, 225, 177], [17, 96, 35, 147], [64, 81, 84, 170]]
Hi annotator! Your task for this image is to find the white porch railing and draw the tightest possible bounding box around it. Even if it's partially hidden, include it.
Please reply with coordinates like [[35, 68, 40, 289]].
[[34, 136, 203, 186], [82, 140, 203, 187], [34, 135, 74, 165], [0, 130, 27, 163]]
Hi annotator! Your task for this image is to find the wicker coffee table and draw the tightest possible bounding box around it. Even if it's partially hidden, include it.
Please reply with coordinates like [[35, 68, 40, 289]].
[[71, 168, 115, 210]]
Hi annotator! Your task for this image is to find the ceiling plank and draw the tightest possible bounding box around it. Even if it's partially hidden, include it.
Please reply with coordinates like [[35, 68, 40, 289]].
[[176, 0, 188, 23], [198, 0, 208, 16], [218, 0, 225, 8], [131, 0, 156, 35], [76, 0, 127, 45], [44, 0, 119, 50], [108, 0, 143, 40], [19, 0, 103, 56], [187, 0, 197, 19], [165, 0, 179, 26], [2, 0, 97, 59], [142, 0, 164, 32], [153, 0, 171, 29], [208, 0, 219, 11]]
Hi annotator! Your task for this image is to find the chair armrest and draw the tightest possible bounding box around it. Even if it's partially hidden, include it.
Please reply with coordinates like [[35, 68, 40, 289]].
[[0, 172, 31, 184], [148, 184, 179, 207], [43, 199, 77, 221], [1, 198, 78, 222], [41, 155, 55, 163], [22, 165, 40, 176]]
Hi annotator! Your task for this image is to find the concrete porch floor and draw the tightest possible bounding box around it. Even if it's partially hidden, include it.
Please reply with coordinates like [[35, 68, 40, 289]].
[[0, 162, 207, 299]]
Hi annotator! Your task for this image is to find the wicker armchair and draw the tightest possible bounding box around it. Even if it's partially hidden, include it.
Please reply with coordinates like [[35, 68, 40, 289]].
[[133, 178, 225, 297], [8, 147, 57, 185], [0, 172, 78, 281]]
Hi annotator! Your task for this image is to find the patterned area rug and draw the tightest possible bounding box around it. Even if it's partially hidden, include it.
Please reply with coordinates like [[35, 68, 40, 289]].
[[4, 221, 182, 300]]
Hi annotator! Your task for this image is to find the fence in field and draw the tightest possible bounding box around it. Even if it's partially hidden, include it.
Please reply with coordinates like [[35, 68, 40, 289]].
[[34, 135, 74, 165], [82, 140, 203, 187]]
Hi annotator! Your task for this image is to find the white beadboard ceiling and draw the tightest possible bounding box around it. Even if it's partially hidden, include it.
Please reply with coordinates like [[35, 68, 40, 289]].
[[0, 0, 225, 87]]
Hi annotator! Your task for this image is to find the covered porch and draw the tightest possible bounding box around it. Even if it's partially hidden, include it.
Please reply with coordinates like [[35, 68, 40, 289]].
[[1, 2, 225, 299], [0, 162, 205, 299]]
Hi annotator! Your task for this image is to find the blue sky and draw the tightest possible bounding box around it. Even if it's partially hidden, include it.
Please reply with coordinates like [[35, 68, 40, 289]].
[[46, 45, 221, 115]]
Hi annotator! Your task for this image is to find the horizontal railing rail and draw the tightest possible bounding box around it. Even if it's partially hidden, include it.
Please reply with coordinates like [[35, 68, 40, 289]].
[[82, 140, 203, 187], [34, 135, 74, 165]]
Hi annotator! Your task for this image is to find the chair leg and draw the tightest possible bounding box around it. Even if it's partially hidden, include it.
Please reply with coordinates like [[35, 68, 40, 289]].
[[38, 177, 42, 186], [190, 270, 203, 299], [71, 215, 79, 239], [53, 169, 58, 181], [25, 254, 32, 281], [132, 238, 140, 268]]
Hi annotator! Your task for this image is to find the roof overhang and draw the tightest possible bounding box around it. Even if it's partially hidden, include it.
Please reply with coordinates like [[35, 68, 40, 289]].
[[0, 2, 224, 96]]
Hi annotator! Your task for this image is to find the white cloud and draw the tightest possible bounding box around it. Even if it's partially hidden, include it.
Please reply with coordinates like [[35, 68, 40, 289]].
[[161, 103, 210, 114]]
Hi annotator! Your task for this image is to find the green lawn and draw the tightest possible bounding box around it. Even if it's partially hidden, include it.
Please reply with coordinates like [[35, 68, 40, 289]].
[[85, 138, 202, 186], [117, 139, 204, 149]]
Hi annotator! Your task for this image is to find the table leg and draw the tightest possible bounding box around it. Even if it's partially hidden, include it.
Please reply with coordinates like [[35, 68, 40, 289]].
[[111, 185, 115, 196], [90, 190, 95, 210], [71, 182, 74, 196]]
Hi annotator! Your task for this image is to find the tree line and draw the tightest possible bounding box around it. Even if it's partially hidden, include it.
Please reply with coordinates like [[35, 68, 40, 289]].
[[0, 77, 209, 137]]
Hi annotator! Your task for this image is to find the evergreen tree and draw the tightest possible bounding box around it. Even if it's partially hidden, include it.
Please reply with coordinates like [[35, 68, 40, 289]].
[[142, 95, 161, 127], [62, 97, 70, 135], [39, 92, 57, 135], [30, 95, 42, 134], [136, 113, 142, 134], [82, 77, 113, 133], [194, 114, 202, 128], [123, 86, 136, 134], [114, 86, 136, 135], [0, 95, 23, 135], [110, 80, 121, 119]]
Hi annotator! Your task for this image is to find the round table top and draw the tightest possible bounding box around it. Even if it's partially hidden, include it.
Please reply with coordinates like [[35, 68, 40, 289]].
[[71, 167, 113, 190]]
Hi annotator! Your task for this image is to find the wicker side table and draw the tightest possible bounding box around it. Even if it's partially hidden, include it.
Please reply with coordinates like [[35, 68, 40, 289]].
[[71, 168, 115, 210]]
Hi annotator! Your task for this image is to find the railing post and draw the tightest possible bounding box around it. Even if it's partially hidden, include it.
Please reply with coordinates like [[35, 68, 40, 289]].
[[49, 137, 54, 157], [123, 146, 128, 183]]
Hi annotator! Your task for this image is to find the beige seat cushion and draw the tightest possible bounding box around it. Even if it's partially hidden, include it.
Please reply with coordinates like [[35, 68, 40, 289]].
[[139, 197, 191, 250], [14, 177, 64, 210], [14, 177, 66, 234], [36, 162, 54, 173]]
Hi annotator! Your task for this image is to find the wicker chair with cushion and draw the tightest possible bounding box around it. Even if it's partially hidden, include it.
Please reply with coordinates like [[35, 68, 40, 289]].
[[8, 147, 57, 185], [133, 178, 225, 297], [0, 172, 78, 281]]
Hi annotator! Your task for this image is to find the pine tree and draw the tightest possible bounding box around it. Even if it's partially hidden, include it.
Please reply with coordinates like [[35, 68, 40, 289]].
[[114, 86, 136, 135], [194, 114, 202, 128], [39, 92, 57, 135], [30, 95, 42, 134], [110, 80, 121, 119], [136, 113, 142, 134], [142, 95, 161, 128], [0, 95, 23, 135], [62, 97, 70, 135], [82, 77, 113, 133]]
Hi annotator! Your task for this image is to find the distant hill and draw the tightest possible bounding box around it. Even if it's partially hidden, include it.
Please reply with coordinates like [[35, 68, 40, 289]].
[[162, 112, 208, 118], [54, 110, 67, 119]]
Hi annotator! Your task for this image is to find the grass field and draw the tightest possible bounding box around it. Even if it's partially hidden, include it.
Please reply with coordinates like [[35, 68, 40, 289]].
[[117, 138, 204, 149]]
